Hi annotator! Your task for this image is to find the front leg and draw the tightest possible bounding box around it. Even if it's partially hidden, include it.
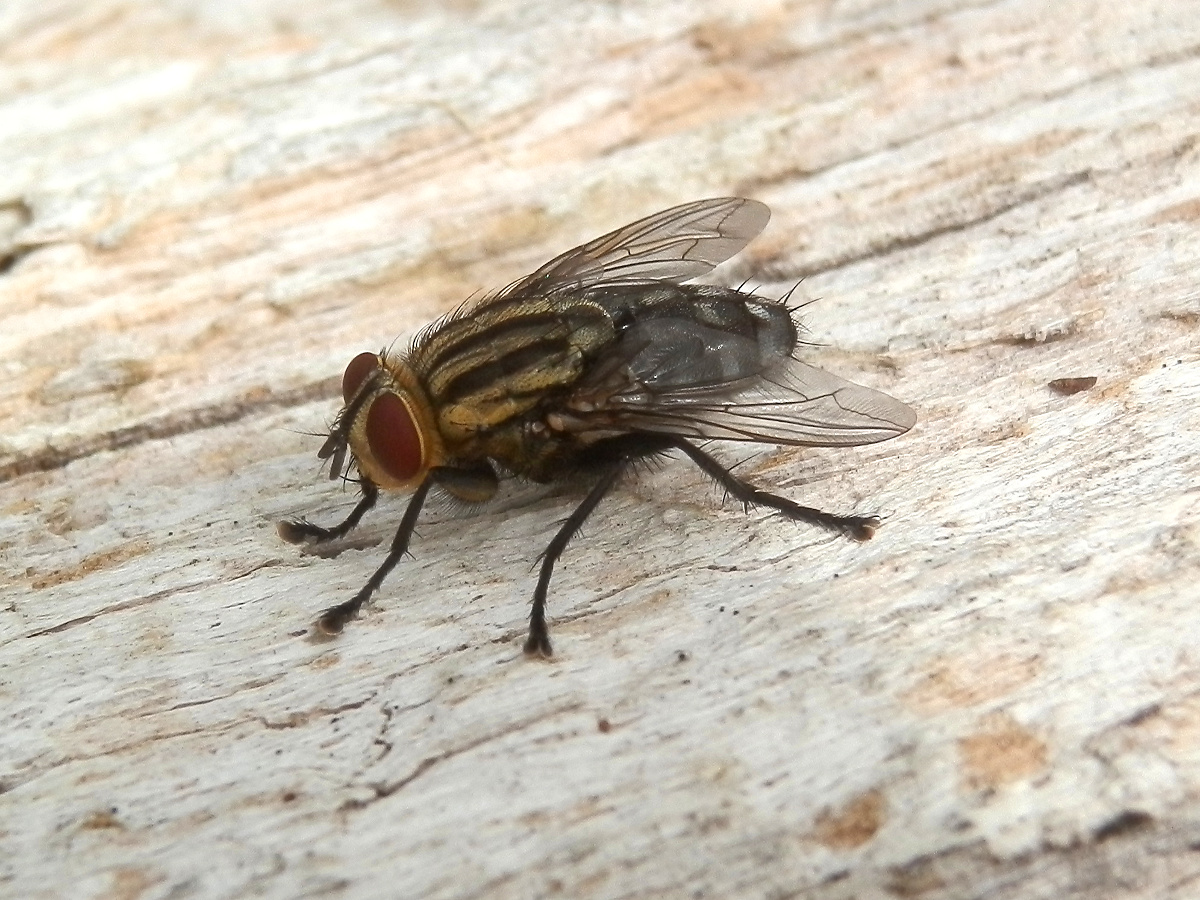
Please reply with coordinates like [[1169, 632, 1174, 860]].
[[314, 475, 436, 635], [309, 464, 492, 635], [277, 480, 379, 544]]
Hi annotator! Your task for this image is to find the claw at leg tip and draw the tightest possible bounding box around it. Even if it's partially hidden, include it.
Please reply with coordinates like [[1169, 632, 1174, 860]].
[[523, 634, 554, 659], [315, 614, 346, 637], [277, 520, 304, 543], [850, 519, 879, 542]]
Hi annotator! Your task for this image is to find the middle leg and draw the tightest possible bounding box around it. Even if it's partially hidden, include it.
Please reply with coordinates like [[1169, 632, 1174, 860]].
[[525, 463, 625, 658]]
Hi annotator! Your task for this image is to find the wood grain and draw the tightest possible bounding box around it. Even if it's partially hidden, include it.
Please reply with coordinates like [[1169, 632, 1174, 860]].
[[3, 1, 1199, 898]]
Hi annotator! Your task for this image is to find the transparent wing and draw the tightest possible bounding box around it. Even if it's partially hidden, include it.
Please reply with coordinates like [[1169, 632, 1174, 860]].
[[561, 289, 915, 448], [499, 197, 770, 297], [567, 343, 915, 448], [604, 359, 916, 447]]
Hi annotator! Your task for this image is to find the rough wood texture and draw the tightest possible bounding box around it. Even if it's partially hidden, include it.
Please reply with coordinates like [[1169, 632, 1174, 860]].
[[3, 1, 1199, 898]]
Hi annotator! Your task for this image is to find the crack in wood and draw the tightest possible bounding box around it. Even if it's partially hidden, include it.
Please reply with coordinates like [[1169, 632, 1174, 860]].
[[759, 170, 1093, 282], [0, 197, 35, 274], [1095, 810, 1156, 842], [13, 580, 216, 642], [0, 379, 336, 483], [0, 245, 34, 274], [2, 725, 212, 795], [259, 693, 379, 730], [340, 701, 585, 811]]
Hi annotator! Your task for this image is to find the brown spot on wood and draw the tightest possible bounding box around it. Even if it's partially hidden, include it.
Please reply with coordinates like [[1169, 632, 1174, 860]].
[[886, 855, 946, 897], [981, 421, 1031, 444], [1150, 197, 1200, 225], [132, 625, 172, 656], [903, 654, 1042, 714], [690, 13, 791, 66], [959, 713, 1047, 790], [1048, 376, 1097, 395], [307, 652, 341, 670], [435, 204, 553, 270], [813, 788, 886, 850], [78, 808, 124, 830], [1121, 694, 1200, 761], [588, 587, 674, 634], [28, 541, 151, 589], [39, 358, 153, 404], [103, 867, 158, 900], [632, 68, 763, 141], [1159, 307, 1200, 325], [1094, 810, 1154, 841], [996, 316, 1085, 346], [3, 497, 37, 516]]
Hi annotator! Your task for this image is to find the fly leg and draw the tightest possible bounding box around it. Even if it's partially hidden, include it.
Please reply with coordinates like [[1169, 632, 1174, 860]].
[[277, 480, 379, 544], [526, 463, 625, 658], [668, 438, 880, 541], [315, 476, 435, 635]]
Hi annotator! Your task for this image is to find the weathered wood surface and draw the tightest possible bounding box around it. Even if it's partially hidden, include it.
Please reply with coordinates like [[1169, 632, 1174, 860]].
[[3, 1, 1199, 898]]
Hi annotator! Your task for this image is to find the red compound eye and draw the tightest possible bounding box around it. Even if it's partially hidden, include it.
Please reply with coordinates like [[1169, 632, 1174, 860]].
[[342, 351, 379, 403], [365, 392, 424, 482]]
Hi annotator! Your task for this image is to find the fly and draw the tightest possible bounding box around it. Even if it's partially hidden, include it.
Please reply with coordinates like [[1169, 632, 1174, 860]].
[[279, 197, 915, 656]]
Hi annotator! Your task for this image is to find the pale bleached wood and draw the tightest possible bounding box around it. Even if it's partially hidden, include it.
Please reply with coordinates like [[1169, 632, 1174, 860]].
[[3, 1, 1200, 898]]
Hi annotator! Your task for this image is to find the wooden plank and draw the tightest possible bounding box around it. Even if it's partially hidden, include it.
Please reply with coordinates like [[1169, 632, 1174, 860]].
[[3, 1, 1199, 898]]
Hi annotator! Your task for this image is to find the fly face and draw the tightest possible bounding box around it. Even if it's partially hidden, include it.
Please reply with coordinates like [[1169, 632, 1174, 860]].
[[280, 197, 915, 656], [318, 351, 445, 491]]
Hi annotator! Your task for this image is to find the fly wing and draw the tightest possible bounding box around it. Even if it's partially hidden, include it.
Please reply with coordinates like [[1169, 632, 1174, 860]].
[[499, 198, 770, 297], [603, 359, 916, 447], [564, 295, 915, 447]]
